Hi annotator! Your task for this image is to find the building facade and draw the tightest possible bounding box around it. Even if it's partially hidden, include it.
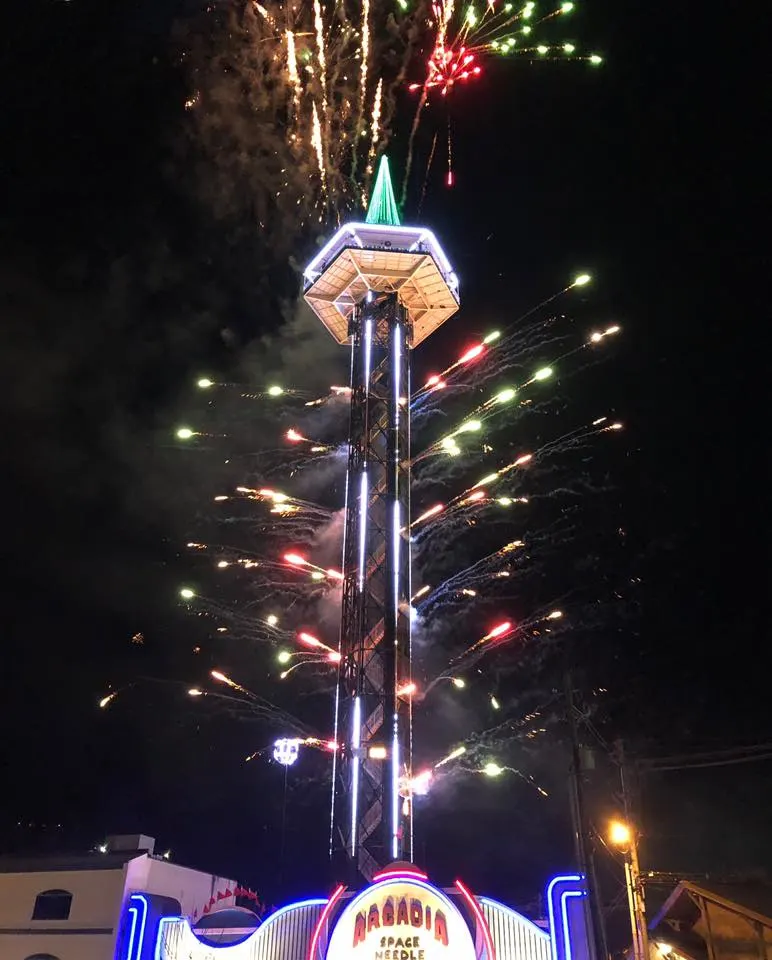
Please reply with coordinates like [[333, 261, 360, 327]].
[[0, 834, 237, 960], [114, 862, 592, 960]]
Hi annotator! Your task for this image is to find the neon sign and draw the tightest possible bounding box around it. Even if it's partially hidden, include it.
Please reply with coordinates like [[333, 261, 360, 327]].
[[325, 877, 476, 960]]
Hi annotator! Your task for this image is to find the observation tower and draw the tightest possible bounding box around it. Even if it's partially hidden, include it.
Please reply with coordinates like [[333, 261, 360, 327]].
[[303, 157, 460, 883]]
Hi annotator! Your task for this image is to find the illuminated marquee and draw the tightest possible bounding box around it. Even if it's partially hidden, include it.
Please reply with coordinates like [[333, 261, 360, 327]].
[[325, 876, 476, 960], [118, 870, 588, 960]]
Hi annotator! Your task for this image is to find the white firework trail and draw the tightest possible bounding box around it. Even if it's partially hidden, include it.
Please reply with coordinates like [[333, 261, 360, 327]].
[[369, 77, 383, 163], [359, 0, 371, 125], [311, 102, 326, 188], [313, 0, 328, 117], [286, 30, 301, 112]]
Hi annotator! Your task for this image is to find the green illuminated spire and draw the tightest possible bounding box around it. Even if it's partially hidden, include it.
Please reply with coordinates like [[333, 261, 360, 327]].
[[365, 155, 401, 226]]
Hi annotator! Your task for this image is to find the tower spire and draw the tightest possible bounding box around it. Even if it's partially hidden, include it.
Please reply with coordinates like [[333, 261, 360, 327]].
[[365, 155, 401, 226]]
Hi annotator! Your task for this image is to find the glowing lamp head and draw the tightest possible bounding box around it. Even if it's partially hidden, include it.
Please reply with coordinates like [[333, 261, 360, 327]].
[[609, 819, 632, 846], [273, 738, 300, 766], [286, 428, 303, 442], [590, 54, 603, 65], [483, 762, 504, 777], [452, 677, 466, 689], [573, 273, 591, 286], [268, 385, 284, 396], [197, 378, 213, 389], [277, 650, 291, 664], [179, 587, 195, 600], [284, 553, 306, 567], [266, 614, 279, 626], [176, 427, 194, 440], [533, 367, 553, 381]]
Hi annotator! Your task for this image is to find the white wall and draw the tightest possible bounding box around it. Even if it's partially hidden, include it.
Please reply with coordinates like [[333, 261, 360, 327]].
[[0, 855, 240, 960], [0, 866, 125, 960], [124, 857, 237, 918]]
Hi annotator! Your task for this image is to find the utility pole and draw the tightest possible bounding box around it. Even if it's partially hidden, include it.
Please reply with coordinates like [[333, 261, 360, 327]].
[[613, 741, 649, 960], [565, 669, 605, 960]]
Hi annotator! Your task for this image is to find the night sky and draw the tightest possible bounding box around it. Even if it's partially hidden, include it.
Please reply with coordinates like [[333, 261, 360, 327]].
[[1, 0, 766, 934]]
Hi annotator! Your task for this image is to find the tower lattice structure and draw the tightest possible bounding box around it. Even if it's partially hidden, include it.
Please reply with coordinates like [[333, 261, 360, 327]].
[[303, 158, 460, 882]]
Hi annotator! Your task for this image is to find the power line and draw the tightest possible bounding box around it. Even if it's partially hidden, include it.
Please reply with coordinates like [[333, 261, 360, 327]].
[[636, 741, 772, 771]]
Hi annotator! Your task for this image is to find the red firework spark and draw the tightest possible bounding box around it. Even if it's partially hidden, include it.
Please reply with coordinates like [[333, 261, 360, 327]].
[[410, 45, 482, 97]]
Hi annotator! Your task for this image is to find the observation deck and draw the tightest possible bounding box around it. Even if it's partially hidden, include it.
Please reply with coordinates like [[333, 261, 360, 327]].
[[302, 158, 460, 347]]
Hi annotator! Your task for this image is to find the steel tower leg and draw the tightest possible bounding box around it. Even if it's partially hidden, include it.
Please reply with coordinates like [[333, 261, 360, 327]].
[[331, 292, 412, 883]]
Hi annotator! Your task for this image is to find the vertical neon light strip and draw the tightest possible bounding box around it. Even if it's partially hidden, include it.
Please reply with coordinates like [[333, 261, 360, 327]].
[[391, 727, 400, 857], [330, 337, 357, 858], [364, 317, 373, 394], [358, 471, 368, 589], [359, 315, 372, 587], [124, 894, 148, 960], [392, 497, 401, 857], [547, 875, 582, 960], [392, 499, 400, 615], [393, 324, 401, 431], [124, 905, 138, 960], [350, 695, 362, 855], [561, 891, 584, 960], [405, 342, 413, 861], [391, 322, 402, 859], [329, 680, 341, 858]]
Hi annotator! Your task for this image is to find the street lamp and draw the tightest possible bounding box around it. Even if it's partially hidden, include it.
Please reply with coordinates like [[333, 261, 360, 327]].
[[610, 819, 649, 960], [609, 819, 632, 846]]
